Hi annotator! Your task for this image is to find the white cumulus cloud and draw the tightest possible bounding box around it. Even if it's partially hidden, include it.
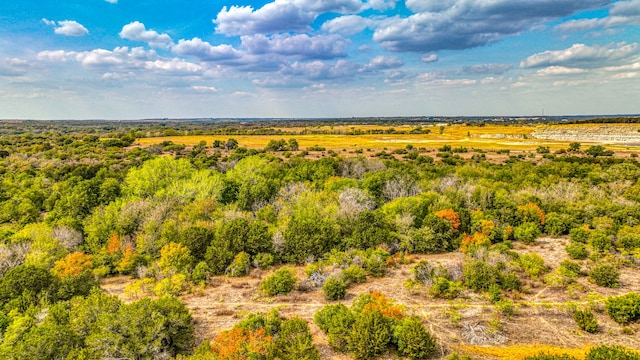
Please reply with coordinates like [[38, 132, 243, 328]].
[[214, 0, 365, 36], [119, 21, 173, 49], [362, 55, 403, 71], [43, 19, 89, 36], [420, 54, 439, 63], [520, 42, 639, 68], [241, 33, 349, 59], [172, 38, 242, 61], [372, 0, 609, 52], [321, 15, 371, 35], [535, 66, 587, 76], [555, 0, 640, 32]]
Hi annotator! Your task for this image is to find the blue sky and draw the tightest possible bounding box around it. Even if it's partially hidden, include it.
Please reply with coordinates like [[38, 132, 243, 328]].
[[1, 0, 639, 119]]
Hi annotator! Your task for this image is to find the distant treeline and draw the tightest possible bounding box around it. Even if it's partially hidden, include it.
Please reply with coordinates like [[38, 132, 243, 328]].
[[1, 115, 639, 138], [566, 116, 640, 124]]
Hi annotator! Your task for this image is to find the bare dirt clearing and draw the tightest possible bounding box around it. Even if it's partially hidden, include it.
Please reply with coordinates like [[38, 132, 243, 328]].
[[101, 240, 640, 359]]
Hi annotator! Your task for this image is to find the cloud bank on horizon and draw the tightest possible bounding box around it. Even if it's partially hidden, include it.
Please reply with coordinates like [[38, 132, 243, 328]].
[[1, 0, 639, 119]]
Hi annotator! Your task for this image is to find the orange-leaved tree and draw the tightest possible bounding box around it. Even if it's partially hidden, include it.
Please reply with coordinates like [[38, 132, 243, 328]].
[[210, 327, 273, 360], [106, 233, 122, 255], [435, 209, 461, 231], [517, 202, 545, 226], [361, 291, 405, 319], [460, 232, 491, 254], [52, 251, 93, 279]]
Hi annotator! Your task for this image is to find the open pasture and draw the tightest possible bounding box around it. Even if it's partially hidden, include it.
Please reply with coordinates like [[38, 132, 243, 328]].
[[136, 123, 640, 152]]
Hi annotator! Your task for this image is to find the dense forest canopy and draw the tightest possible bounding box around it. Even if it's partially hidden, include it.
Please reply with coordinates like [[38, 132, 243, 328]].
[[0, 120, 639, 359]]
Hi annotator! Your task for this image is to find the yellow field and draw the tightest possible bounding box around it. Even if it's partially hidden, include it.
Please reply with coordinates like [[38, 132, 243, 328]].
[[136, 124, 640, 152]]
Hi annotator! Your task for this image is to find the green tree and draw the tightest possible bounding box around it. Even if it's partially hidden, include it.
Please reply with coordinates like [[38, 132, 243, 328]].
[[245, 221, 273, 256], [284, 215, 338, 263], [260, 267, 297, 296], [589, 230, 611, 253], [151, 296, 195, 356], [178, 225, 214, 262], [288, 138, 299, 151], [393, 315, 437, 360], [8, 323, 81, 360], [226, 252, 251, 277], [345, 210, 395, 250], [323, 275, 347, 300], [514, 222, 541, 244], [276, 317, 321, 360], [0, 265, 57, 310], [605, 292, 640, 325], [568, 142, 581, 152], [348, 310, 392, 359], [314, 303, 355, 351], [157, 242, 193, 275]]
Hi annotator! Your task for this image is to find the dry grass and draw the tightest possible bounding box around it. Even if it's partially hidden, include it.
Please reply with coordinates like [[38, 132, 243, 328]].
[[455, 344, 591, 359]]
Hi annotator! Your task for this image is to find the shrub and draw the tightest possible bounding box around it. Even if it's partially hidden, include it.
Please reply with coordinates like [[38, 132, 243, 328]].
[[519, 253, 548, 279], [569, 227, 590, 243], [152, 274, 188, 296], [0, 265, 57, 309], [544, 213, 572, 236], [314, 304, 354, 351], [589, 263, 619, 288], [345, 211, 396, 250], [514, 222, 541, 244], [434, 209, 461, 231], [314, 304, 354, 334], [341, 265, 367, 285], [158, 242, 193, 275], [351, 291, 405, 320], [429, 277, 462, 299], [237, 309, 282, 335], [460, 232, 491, 254], [412, 260, 435, 284], [276, 317, 321, 360], [403, 227, 442, 253], [260, 267, 296, 296], [572, 308, 598, 333], [616, 226, 640, 250], [363, 250, 389, 277], [585, 345, 640, 360], [323, 276, 347, 300], [463, 260, 500, 292], [495, 299, 516, 316], [488, 283, 502, 303], [605, 292, 640, 325], [252, 252, 274, 269], [516, 203, 545, 227], [565, 242, 589, 260], [348, 310, 392, 359], [226, 252, 251, 277], [589, 230, 611, 253], [500, 272, 522, 291], [393, 316, 437, 360], [559, 260, 581, 277], [191, 261, 211, 284]]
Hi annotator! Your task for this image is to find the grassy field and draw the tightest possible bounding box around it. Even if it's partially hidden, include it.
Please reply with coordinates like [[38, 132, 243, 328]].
[[136, 124, 640, 152]]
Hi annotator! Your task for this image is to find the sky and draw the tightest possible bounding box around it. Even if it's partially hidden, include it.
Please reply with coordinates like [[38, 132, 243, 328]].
[[0, 0, 639, 119]]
